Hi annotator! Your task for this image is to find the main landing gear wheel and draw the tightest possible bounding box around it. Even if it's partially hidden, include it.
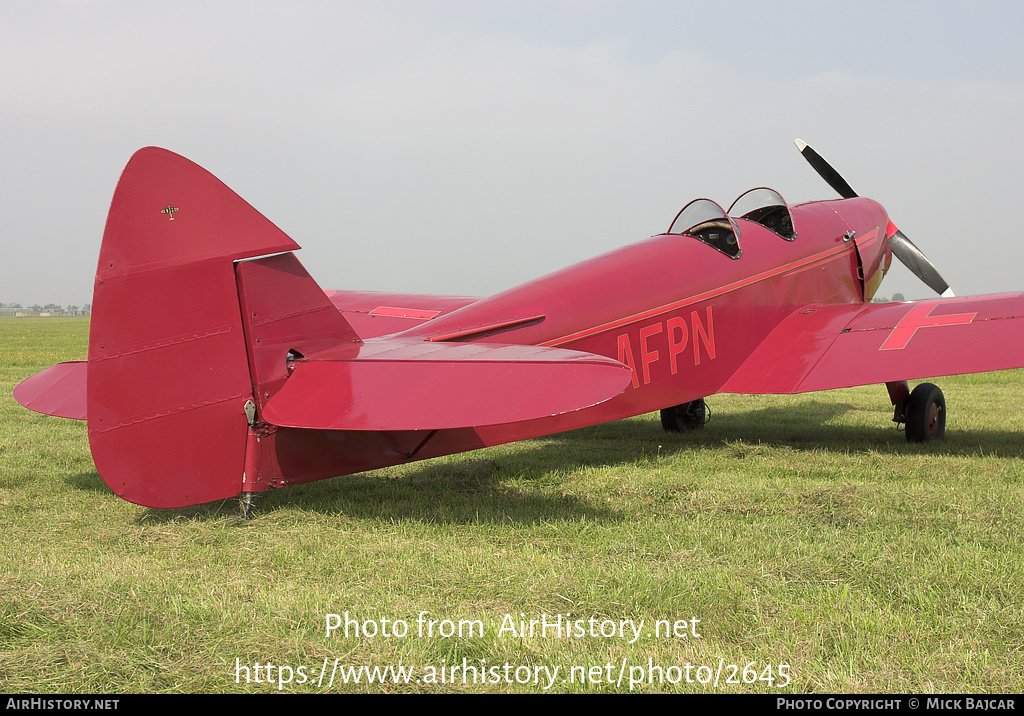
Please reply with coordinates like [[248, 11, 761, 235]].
[[661, 399, 708, 433], [904, 382, 945, 443]]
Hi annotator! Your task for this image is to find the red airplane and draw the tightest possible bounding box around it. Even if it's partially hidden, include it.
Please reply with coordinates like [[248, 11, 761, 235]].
[[15, 142, 1024, 513]]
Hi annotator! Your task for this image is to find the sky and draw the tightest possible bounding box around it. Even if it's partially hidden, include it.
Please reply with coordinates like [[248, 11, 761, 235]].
[[3, 0, 1024, 306]]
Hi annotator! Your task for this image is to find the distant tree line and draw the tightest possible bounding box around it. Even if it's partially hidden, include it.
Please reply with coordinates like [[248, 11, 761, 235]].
[[871, 293, 905, 303], [0, 303, 90, 316]]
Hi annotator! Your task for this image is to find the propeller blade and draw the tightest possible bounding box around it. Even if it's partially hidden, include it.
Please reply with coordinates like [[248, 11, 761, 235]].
[[889, 230, 954, 297], [795, 139, 955, 297], [794, 139, 859, 199]]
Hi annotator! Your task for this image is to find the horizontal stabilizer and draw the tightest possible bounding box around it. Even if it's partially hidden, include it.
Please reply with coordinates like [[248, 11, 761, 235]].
[[13, 361, 87, 420], [263, 340, 633, 431]]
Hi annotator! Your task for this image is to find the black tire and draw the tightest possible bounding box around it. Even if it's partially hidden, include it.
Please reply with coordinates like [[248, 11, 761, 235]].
[[661, 399, 707, 433], [904, 382, 945, 442]]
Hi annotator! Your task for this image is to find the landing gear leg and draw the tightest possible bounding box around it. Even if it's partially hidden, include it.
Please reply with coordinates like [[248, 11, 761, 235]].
[[887, 380, 910, 425], [661, 398, 708, 433]]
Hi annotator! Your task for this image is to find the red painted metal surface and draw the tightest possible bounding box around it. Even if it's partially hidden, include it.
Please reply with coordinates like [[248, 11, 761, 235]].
[[13, 361, 87, 420], [16, 147, 1024, 508], [722, 293, 1024, 394], [369, 306, 442, 320], [235, 252, 361, 414], [85, 148, 299, 508], [327, 291, 478, 339], [264, 340, 633, 431]]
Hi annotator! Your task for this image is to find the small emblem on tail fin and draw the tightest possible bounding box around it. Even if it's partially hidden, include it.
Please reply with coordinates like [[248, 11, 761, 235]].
[[161, 206, 179, 220]]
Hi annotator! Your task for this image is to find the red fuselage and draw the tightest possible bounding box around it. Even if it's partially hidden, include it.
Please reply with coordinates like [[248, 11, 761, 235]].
[[263, 196, 891, 490]]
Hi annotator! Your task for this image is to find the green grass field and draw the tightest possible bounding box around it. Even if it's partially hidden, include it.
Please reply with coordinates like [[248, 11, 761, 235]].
[[1, 318, 1022, 693]]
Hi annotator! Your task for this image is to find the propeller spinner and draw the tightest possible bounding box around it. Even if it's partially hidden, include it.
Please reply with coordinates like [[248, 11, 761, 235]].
[[795, 139, 954, 298]]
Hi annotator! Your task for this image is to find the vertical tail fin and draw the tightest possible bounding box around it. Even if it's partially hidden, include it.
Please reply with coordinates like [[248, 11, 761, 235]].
[[86, 148, 348, 508]]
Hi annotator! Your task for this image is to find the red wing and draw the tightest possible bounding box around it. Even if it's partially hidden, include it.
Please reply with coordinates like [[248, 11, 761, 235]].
[[722, 293, 1024, 394], [263, 339, 633, 431]]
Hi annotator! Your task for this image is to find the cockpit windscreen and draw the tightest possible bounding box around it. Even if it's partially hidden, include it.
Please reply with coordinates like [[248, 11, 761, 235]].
[[728, 188, 796, 241], [668, 198, 742, 259]]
